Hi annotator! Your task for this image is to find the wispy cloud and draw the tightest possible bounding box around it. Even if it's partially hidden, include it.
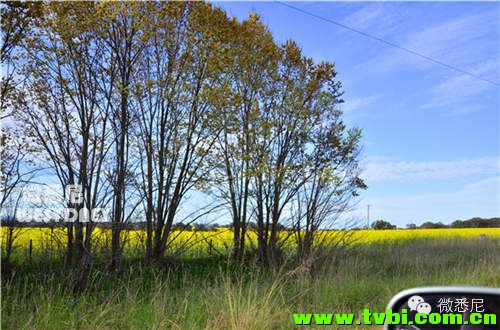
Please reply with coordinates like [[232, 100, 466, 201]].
[[340, 4, 402, 38], [420, 59, 498, 115], [403, 11, 497, 68], [352, 8, 498, 78], [364, 157, 499, 182], [342, 95, 380, 113]]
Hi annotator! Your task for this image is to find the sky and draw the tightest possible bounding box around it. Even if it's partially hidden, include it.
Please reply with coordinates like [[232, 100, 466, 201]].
[[214, 1, 500, 227]]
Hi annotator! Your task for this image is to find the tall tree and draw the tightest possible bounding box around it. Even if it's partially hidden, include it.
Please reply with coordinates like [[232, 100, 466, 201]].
[[248, 42, 316, 266], [16, 2, 111, 291], [132, 2, 230, 262], [209, 13, 279, 262], [250, 41, 360, 267], [95, 1, 145, 271], [293, 114, 366, 263]]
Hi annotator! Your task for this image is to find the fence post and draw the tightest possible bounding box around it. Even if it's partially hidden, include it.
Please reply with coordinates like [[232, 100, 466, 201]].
[[29, 239, 33, 263]]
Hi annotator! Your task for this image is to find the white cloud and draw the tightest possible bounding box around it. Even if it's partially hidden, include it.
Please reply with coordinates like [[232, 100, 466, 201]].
[[404, 12, 497, 67], [420, 59, 499, 114], [342, 95, 380, 113], [352, 9, 498, 78], [364, 157, 499, 182], [340, 4, 401, 38]]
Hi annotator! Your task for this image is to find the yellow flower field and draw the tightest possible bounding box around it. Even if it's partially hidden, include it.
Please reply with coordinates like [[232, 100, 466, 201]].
[[2, 226, 499, 258]]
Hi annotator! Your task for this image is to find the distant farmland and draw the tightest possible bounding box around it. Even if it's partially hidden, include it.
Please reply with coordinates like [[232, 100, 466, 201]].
[[3, 227, 499, 260]]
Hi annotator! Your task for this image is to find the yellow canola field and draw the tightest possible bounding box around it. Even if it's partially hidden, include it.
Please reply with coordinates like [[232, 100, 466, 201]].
[[351, 227, 498, 243], [2, 227, 499, 256]]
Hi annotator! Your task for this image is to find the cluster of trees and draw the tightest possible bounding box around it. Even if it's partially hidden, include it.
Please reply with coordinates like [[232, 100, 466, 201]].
[[370, 220, 397, 230], [417, 217, 500, 229], [1, 2, 365, 289], [370, 217, 499, 230]]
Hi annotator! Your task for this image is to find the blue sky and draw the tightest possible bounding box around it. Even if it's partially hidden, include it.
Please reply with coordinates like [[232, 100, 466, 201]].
[[214, 1, 499, 227]]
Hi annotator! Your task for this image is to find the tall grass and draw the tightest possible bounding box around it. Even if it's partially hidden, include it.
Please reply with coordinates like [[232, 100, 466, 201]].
[[2, 238, 499, 329]]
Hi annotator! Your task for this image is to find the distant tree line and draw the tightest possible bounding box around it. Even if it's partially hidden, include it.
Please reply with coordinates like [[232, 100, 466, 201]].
[[4, 217, 496, 231], [369, 217, 500, 230], [417, 217, 500, 229]]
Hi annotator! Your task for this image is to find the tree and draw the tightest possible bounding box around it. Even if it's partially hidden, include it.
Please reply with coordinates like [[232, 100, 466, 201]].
[[15, 2, 112, 291], [293, 110, 366, 262], [1, 1, 42, 273], [1, 2, 41, 213], [93, 1, 146, 271], [131, 2, 231, 262], [450, 217, 500, 228], [208, 12, 279, 262], [371, 220, 396, 230], [420, 221, 447, 229], [252, 41, 354, 267], [207, 20, 365, 267]]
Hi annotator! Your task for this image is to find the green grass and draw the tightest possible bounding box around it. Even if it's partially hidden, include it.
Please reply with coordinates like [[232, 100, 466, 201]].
[[2, 238, 499, 329]]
